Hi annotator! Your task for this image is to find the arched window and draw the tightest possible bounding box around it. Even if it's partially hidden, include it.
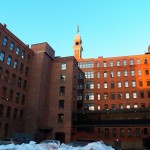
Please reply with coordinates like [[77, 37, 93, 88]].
[[13, 59, 18, 69], [1, 87, 7, 99], [58, 113, 64, 123], [22, 50, 25, 59], [0, 50, 5, 61], [9, 42, 14, 51], [12, 74, 16, 85], [16, 46, 20, 55], [4, 70, 9, 82], [3, 36, 8, 46], [7, 55, 12, 66]]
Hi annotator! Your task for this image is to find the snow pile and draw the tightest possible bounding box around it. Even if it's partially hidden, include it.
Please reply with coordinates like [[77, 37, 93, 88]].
[[0, 141, 115, 150]]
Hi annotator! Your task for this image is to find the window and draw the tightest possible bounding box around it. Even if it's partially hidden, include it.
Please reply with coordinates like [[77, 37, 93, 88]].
[[144, 58, 148, 64], [78, 61, 94, 68], [0, 104, 4, 116], [85, 92, 94, 100], [96, 62, 100, 68], [1, 87, 7, 99], [20, 110, 23, 120], [3, 36, 8, 46], [145, 69, 149, 75], [6, 106, 11, 118], [85, 71, 94, 78], [137, 58, 140, 64], [21, 95, 25, 105], [4, 123, 9, 137], [58, 113, 64, 123], [98, 105, 101, 110], [133, 92, 137, 98], [110, 71, 114, 77], [111, 104, 116, 110], [118, 82, 121, 88], [85, 82, 94, 89], [25, 67, 29, 76], [125, 81, 129, 87], [16, 47, 20, 55], [147, 81, 150, 86], [128, 128, 132, 138], [20, 63, 24, 73], [111, 93, 115, 100], [97, 83, 100, 89], [0, 50, 5, 61], [21, 50, 25, 59], [103, 61, 107, 67], [134, 104, 138, 108], [135, 128, 140, 138], [118, 92, 122, 99], [18, 77, 22, 87], [78, 84, 83, 90], [8, 89, 13, 101], [77, 92, 82, 100], [13, 59, 18, 69], [59, 100, 64, 109], [104, 93, 108, 100], [117, 71, 121, 77], [110, 60, 113, 67], [0, 66, 2, 78], [9, 42, 14, 51], [119, 104, 123, 109], [4, 70, 9, 82], [141, 103, 145, 108], [104, 82, 108, 88], [123, 60, 127, 66], [130, 59, 134, 65], [97, 93, 100, 100], [23, 80, 27, 89], [124, 70, 128, 76], [105, 128, 110, 139], [97, 72, 100, 78], [116, 60, 120, 66], [111, 82, 114, 88], [126, 104, 130, 109], [61, 62, 66, 70], [27, 54, 30, 63], [13, 108, 18, 119], [60, 86, 65, 95], [12, 74, 16, 85], [132, 81, 136, 87], [131, 70, 135, 76], [104, 71, 107, 78], [139, 81, 143, 87], [15, 92, 20, 103], [148, 91, 150, 98], [138, 69, 142, 75], [140, 91, 144, 98], [104, 104, 108, 110], [60, 74, 66, 82], [125, 92, 130, 99], [112, 128, 117, 138], [7, 55, 12, 66]]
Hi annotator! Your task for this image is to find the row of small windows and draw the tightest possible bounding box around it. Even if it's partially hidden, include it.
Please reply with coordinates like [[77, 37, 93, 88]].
[[1, 36, 31, 62], [0, 69, 28, 89], [0, 104, 24, 120], [77, 58, 148, 69], [84, 80, 148, 90], [84, 102, 148, 111], [85, 69, 147, 78], [97, 127, 148, 139], [1, 87, 26, 105], [84, 91, 150, 101]]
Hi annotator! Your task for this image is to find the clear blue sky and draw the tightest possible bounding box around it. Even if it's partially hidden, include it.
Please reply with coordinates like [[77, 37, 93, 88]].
[[1, 0, 150, 58]]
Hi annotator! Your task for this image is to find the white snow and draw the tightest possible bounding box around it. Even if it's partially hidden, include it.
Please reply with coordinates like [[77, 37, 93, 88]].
[[0, 141, 115, 150]]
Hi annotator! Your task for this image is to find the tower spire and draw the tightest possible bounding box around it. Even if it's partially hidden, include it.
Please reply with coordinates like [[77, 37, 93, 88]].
[[77, 25, 79, 34]]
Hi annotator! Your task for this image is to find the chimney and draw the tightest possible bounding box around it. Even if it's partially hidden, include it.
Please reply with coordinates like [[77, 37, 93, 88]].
[[148, 45, 150, 53], [4, 24, 7, 28]]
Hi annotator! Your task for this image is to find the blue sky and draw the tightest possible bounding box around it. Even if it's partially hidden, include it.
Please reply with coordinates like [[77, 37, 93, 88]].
[[1, 0, 150, 58]]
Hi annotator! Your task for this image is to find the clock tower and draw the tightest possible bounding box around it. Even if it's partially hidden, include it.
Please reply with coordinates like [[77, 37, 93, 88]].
[[73, 26, 83, 60]]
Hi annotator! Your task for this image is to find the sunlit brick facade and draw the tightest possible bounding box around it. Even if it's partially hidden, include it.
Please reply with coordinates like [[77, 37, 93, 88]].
[[72, 33, 150, 149]]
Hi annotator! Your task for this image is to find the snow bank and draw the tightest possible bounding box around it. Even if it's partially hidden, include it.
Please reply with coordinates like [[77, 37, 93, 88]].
[[0, 141, 115, 150]]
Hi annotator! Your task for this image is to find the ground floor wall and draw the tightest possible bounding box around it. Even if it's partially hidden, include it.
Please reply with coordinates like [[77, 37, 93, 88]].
[[72, 126, 150, 149]]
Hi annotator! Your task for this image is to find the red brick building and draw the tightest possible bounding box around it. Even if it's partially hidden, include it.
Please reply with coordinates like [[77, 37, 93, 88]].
[[72, 33, 150, 149], [0, 23, 34, 138]]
